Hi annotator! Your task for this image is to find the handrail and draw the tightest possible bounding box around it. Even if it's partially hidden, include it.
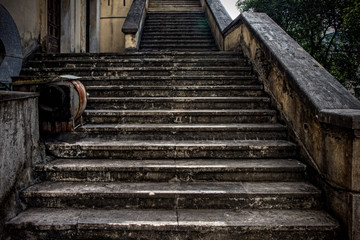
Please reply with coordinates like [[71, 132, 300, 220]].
[[122, 0, 147, 50], [203, 0, 232, 32], [200, 0, 232, 50], [233, 13, 360, 127]]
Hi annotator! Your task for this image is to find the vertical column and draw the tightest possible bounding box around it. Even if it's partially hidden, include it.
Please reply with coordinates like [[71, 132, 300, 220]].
[[89, 0, 100, 52], [61, 0, 87, 53], [60, 0, 73, 53]]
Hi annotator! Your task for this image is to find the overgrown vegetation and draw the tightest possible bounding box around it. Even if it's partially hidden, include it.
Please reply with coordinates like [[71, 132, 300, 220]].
[[237, 0, 360, 98]]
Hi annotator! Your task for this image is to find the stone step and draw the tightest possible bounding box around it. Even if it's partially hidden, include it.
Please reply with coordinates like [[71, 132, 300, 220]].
[[149, 1, 201, 5], [33, 51, 242, 61], [148, 7, 203, 11], [140, 35, 215, 41], [143, 25, 211, 30], [21, 66, 252, 77], [78, 75, 259, 86], [35, 158, 306, 182], [145, 15, 206, 20], [86, 96, 270, 110], [84, 109, 277, 124], [148, 5, 202, 9], [28, 57, 248, 68], [139, 43, 218, 50], [144, 19, 209, 24], [5, 208, 340, 240], [139, 46, 219, 52], [75, 123, 287, 140], [21, 181, 321, 209], [140, 39, 216, 44], [140, 47, 219, 52], [149, 3, 201, 6], [141, 32, 213, 37], [145, 11, 205, 16], [46, 139, 296, 159], [141, 30, 212, 35], [85, 85, 265, 97]]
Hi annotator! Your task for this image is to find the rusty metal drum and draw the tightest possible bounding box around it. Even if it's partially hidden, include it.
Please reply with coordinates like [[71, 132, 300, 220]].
[[38, 79, 87, 122]]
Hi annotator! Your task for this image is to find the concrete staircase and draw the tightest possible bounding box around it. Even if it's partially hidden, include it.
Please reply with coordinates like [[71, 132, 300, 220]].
[[6, 2, 340, 240]]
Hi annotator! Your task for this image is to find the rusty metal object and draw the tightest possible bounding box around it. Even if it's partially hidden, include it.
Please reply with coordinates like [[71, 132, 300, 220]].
[[71, 80, 87, 120], [11, 75, 87, 133]]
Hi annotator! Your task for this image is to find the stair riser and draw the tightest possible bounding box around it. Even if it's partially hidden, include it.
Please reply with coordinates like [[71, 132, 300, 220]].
[[37, 171, 305, 182], [85, 114, 277, 124], [5, 228, 339, 240], [139, 46, 218, 50], [140, 40, 216, 45], [140, 36, 214, 41], [74, 130, 287, 141], [33, 53, 243, 61], [80, 77, 259, 86], [22, 194, 321, 210], [86, 90, 264, 98], [21, 70, 253, 77], [146, 15, 205, 18], [143, 26, 211, 31], [29, 60, 248, 68], [141, 33, 213, 37], [47, 146, 295, 159], [86, 101, 270, 110], [144, 20, 209, 24]]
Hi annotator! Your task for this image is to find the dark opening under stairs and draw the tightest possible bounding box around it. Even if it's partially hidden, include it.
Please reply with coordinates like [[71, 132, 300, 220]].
[[6, 0, 340, 239]]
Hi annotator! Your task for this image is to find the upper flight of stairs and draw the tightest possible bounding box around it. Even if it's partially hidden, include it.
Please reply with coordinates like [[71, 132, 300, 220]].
[[140, 11, 218, 51], [6, 1, 340, 239]]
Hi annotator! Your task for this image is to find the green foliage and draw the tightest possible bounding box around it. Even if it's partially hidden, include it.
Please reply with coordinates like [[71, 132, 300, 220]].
[[237, 0, 360, 97]]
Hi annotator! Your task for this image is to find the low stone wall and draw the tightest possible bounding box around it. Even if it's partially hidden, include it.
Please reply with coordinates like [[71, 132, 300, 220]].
[[0, 91, 43, 238], [221, 12, 360, 240]]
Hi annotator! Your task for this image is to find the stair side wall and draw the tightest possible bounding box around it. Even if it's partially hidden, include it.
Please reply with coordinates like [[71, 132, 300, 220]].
[[222, 12, 360, 240], [0, 91, 44, 239]]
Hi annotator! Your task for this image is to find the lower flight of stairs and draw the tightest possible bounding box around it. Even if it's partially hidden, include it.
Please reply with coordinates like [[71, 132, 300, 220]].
[[5, 50, 340, 239]]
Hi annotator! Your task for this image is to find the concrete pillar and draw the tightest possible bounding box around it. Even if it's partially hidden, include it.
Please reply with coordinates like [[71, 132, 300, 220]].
[[60, 0, 73, 53], [61, 0, 87, 53], [89, 0, 100, 52]]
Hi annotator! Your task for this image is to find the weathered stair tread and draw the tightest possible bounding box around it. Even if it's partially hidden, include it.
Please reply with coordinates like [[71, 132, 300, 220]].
[[82, 75, 258, 81], [78, 123, 286, 132], [37, 158, 306, 172], [7, 208, 339, 233], [22, 181, 320, 197], [45, 139, 296, 159], [88, 96, 270, 102], [46, 139, 296, 149], [36, 159, 306, 182], [35, 51, 243, 58], [85, 85, 263, 90], [84, 109, 276, 115]]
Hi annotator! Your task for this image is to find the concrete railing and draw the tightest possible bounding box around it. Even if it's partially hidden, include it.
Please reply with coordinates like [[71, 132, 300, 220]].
[[0, 91, 43, 236], [202, 2, 360, 238], [122, 0, 147, 51], [200, 0, 232, 50]]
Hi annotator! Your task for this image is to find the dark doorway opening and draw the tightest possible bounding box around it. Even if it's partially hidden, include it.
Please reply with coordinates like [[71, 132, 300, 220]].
[[47, 0, 61, 53]]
